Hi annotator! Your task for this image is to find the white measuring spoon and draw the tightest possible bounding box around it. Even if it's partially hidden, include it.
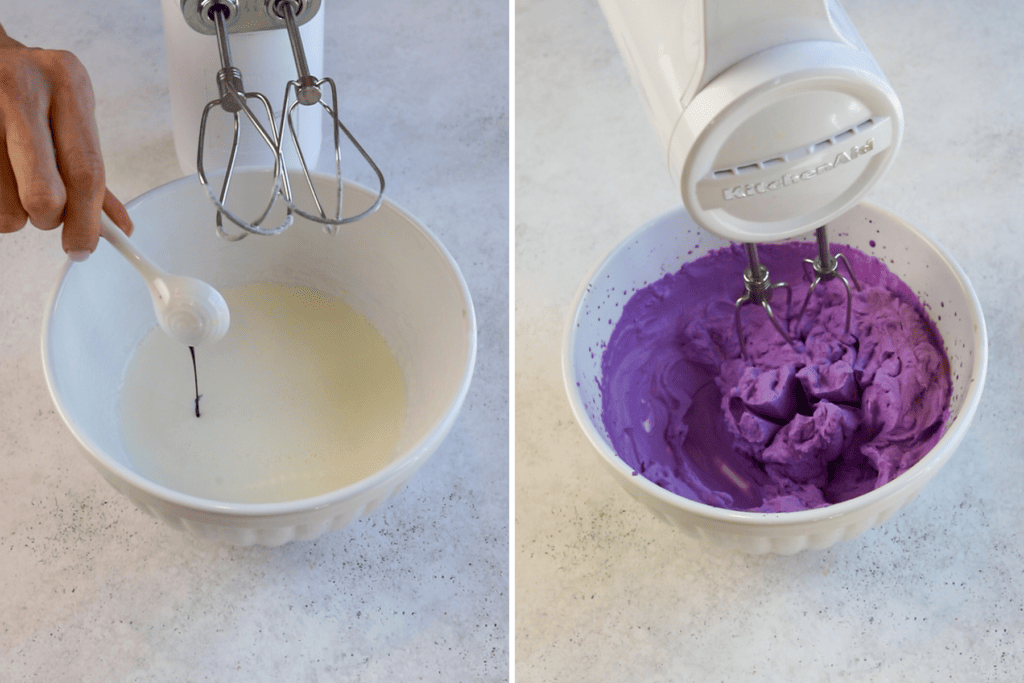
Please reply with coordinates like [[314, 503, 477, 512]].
[[99, 213, 230, 346]]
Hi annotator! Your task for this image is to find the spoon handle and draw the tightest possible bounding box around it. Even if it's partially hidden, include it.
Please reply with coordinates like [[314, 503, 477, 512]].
[[99, 213, 166, 284]]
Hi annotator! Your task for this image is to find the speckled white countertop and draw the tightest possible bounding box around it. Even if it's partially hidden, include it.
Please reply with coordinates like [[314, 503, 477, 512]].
[[517, 0, 1024, 680], [0, 0, 508, 680]]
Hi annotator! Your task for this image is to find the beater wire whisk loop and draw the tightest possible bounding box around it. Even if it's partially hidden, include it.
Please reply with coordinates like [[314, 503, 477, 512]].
[[735, 242, 798, 358], [795, 225, 862, 336]]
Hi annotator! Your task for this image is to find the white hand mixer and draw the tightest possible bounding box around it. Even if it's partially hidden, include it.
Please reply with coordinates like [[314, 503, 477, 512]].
[[596, 0, 903, 356]]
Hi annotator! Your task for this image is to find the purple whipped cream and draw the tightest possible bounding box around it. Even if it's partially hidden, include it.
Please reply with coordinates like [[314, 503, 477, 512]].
[[600, 241, 950, 513]]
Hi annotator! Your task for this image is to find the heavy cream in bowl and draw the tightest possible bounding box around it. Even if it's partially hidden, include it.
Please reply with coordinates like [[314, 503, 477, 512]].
[[120, 282, 407, 504], [43, 171, 476, 545]]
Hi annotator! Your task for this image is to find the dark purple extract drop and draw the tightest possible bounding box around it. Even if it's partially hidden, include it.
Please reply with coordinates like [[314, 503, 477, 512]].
[[189, 346, 202, 418]]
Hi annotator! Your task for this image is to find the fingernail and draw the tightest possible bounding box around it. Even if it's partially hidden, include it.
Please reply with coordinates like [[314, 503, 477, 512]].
[[68, 250, 91, 262]]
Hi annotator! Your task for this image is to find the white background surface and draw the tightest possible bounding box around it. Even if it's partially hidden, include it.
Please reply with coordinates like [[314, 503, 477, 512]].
[[516, 0, 1023, 680], [0, 0, 508, 680], [9, 0, 1024, 679]]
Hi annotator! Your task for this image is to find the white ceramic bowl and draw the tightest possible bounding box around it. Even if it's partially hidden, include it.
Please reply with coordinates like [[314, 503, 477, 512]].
[[563, 203, 986, 555], [43, 170, 476, 546]]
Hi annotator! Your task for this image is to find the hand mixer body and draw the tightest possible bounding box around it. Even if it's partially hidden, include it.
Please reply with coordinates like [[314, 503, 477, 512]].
[[596, 0, 903, 243]]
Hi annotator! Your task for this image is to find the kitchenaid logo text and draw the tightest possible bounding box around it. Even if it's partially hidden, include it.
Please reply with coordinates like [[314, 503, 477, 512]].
[[722, 139, 874, 201]]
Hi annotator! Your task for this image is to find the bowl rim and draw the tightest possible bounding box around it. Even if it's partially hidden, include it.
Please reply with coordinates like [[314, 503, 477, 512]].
[[41, 171, 477, 517], [562, 201, 988, 527]]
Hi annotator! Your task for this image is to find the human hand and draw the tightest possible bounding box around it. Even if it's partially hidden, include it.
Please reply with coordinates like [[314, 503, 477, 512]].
[[0, 24, 132, 261]]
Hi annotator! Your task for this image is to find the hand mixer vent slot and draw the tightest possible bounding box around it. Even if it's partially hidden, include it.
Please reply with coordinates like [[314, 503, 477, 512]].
[[811, 138, 834, 153], [810, 117, 876, 153], [713, 156, 789, 179], [856, 118, 876, 133]]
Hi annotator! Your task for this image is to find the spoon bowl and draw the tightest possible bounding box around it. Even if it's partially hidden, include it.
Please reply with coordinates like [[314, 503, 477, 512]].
[[99, 213, 230, 346]]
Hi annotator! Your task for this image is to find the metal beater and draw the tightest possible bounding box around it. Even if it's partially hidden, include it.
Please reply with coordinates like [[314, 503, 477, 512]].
[[273, 0, 385, 231], [179, 0, 385, 240], [734, 242, 795, 358], [795, 225, 861, 336], [734, 226, 861, 358], [191, 0, 292, 239]]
